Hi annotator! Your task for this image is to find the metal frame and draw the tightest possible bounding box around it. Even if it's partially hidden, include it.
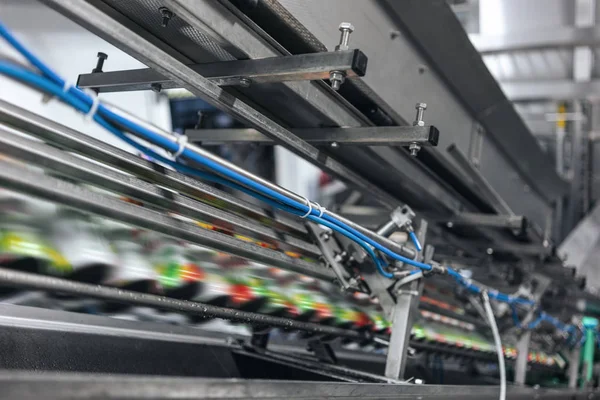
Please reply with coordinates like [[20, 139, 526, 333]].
[[41, 0, 402, 211], [185, 125, 439, 147], [77, 49, 368, 91]]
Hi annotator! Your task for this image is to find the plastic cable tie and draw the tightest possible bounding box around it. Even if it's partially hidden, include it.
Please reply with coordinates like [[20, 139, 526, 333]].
[[173, 134, 188, 159], [82, 88, 100, 121], [300, 197, 313, 218], [314, 202, 326, 218]]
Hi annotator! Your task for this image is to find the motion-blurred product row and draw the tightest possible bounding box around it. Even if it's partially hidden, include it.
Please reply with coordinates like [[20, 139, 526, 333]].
[[0, 189, 564, 369]]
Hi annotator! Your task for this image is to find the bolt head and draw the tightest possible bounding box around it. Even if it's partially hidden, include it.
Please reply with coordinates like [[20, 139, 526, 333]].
[[97, 52, 108, 60], [339, 22, 354, 32], [331, 141, 339, 148], [415, 102, 427, 110]]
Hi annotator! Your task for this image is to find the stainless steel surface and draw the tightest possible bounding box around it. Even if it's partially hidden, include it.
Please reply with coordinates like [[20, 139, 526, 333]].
[[503, 79, 600, 101], [185, 125, 439, 147], [0, 100, 306, 238], [42, 0, 401, 210], [0, 268, 359, 338], [0, 124, 320, 259], [378, 0, 567, 202], [76, 49, 368, 92], [0, 372, 590, 399], [0, 159, 334, 281], [568, 347, 582, 388], [447, 144, 514, 216], [470, 25, 600, 54], [434, 212, 525, 231], [384, 220, 427, 380]]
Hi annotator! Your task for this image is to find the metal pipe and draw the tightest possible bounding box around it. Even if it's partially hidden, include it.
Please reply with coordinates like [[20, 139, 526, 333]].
[[0, 268, 363, 339]]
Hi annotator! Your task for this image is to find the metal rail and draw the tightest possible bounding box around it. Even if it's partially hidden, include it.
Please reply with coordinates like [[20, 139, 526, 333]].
[[0, 100, 306, 238], [0, 124, 320, 259], [0, 268, 360, 339], [0, 371, 588, 399], [0, 160, 334, 281], [185, 125, 439, 147], [77, 49, 368, 92]]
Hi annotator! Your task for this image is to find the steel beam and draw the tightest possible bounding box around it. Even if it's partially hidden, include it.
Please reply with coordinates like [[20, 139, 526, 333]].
[[77, 50, 368, 92], [185, 125, 439, 147], [503, 80, 600, 101], [0, 160, 334, 281], [0, 124, 320, 259], [430, 212, 526, 231], [470, 26, 600, 54]]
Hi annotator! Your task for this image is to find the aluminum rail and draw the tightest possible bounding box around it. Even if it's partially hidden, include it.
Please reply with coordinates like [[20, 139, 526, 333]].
[[185, 125, 439, 147], [0, 100, 306, 239], [41, 0, 401, 210], [0, 124, 320, 259], [0, 268, 360, 338], [0, 160, 335, 281], [76, 49, 368, 92], [0, 372, 588, 399]]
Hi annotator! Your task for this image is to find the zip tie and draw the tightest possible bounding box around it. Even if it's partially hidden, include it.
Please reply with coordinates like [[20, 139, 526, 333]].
[[173, 134, 188, 159], [42, 80, 73, 104], [82, 88, 100, 121], [314, 202, 326, 217], [300, 197, 313, 218]]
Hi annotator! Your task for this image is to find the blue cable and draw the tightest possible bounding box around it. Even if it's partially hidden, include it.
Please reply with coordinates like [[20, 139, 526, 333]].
[[409, 231, 422, 252], [0, 22, 580, 334]]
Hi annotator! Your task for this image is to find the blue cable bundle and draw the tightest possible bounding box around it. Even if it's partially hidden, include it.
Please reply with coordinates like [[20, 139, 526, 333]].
[[0, 21, 580, 338]]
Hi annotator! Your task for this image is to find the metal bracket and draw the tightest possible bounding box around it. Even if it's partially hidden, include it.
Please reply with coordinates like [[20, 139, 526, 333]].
[[307, 339, 338, 364], [76, 49, 368, 92], [185, 125, 439, 148], [377, 205, 417, 238], [305, 223, 358, 291]]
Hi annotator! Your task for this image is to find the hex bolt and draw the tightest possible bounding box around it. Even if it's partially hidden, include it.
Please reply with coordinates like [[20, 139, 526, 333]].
[[159, 7, 174, 28], [92, 52, 108, 73], [150, 83, 162, 93], [329, 22, 354, 91], [329, 70, 345, 91], [335, 22, 355, 51], [409, 102, 427, 156]]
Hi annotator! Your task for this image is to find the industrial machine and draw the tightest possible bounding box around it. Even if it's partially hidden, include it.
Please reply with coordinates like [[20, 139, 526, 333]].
[[0, 0, 597, 399]]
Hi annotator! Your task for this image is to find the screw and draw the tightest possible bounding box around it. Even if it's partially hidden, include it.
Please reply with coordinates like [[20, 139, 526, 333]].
[[92, 52, 108, 73], [159, 7, 174, 28], [409, 143, 421, 157], [447, 221, 454, 228], [329, 71, 345, 91], [330, 141, 339, 148], [335, 22, 354, 51], [239, 77, 251, 88], [486, 248, 494, 255], [413, 103, 427, 127]]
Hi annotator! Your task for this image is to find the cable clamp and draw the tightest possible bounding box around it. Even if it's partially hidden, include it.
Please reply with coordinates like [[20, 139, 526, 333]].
[[300, 196, 313, 218], [173, 134, 188, 159], [82, 88, 100, 121]]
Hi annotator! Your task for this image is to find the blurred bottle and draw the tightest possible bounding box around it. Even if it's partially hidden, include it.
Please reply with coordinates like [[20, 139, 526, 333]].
[[0, 193, 68, 295], [149, 235, 205, 300], [46, 208, 117, 283]]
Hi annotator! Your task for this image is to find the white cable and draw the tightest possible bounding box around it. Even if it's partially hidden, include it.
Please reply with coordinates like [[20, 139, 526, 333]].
[[482, 290, 506, 400], [82, 88, 100, 121], [300, 197, 313, 218]]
